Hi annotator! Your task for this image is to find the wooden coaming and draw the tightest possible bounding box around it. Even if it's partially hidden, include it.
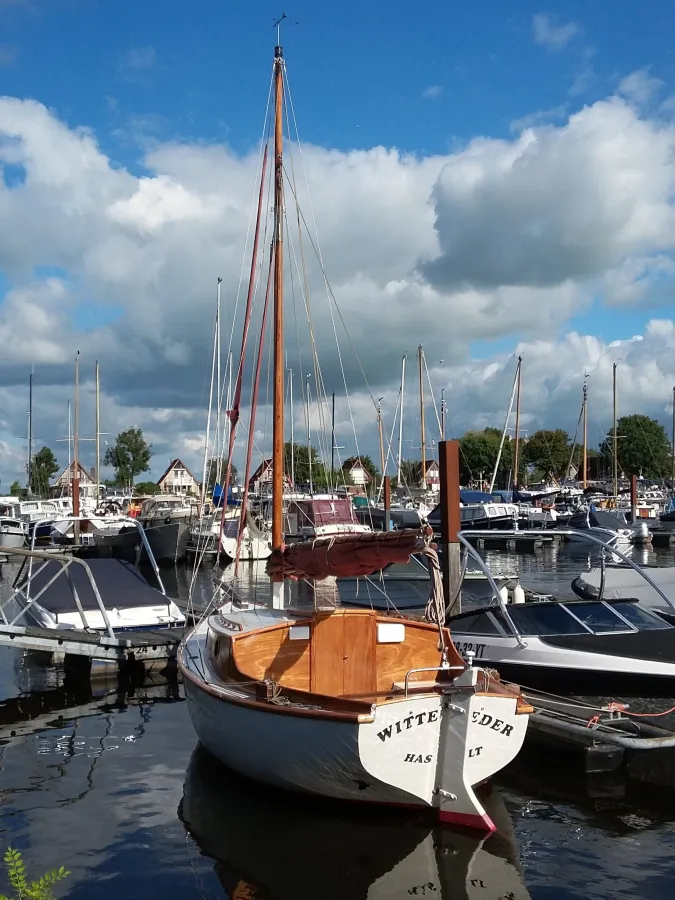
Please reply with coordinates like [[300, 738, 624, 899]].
[[231, 622, 310, 687], [229, 609, 464, 700]]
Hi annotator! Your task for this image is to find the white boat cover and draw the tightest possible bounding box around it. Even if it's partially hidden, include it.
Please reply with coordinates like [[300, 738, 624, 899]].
[[573, 565, 675, 609]]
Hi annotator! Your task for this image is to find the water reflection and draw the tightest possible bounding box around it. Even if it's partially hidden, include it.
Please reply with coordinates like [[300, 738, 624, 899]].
[[180, 747, 532, 900]]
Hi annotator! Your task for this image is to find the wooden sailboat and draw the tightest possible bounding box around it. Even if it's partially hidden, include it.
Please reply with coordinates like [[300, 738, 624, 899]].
[[178, 39, 530, 831]]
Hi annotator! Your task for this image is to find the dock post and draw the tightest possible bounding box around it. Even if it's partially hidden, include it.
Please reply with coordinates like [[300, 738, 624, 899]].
[[383, 475, 391, 532], [630, 475, 637, 524], [439, 440, 462, 617]]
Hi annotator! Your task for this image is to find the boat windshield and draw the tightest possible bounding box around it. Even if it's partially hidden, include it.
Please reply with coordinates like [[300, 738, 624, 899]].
[[459, 600, 674, 637]]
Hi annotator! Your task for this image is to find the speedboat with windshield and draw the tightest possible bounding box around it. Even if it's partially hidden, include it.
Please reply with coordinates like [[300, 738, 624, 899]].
[[448, 529, 675, 695]]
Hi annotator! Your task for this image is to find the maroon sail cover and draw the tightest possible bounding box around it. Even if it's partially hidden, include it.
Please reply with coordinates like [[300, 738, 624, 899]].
[[266, 528, 430, 581]]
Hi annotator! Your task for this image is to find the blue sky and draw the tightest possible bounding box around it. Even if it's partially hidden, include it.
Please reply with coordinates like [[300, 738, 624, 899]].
[[0, 0, 674, 481], [2, 0, 672, 154]]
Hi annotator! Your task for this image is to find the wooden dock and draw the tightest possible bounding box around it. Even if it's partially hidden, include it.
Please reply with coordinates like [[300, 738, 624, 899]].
[[0, 622, 184, 663], [464, 534, 557, 552]]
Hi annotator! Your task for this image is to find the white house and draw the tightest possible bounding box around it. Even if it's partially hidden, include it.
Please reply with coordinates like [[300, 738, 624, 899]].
[[424, 460, 441, 492], [347, 459, 371, 487], [53, 461, 94, 488], [157, 458, 200, 496]]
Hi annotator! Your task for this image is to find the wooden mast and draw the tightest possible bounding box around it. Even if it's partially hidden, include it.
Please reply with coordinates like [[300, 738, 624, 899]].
[[513, 355, 522, 490], [440, 388, 446, 441], [418, 345, 426, 490], [271, 37, 285, 599]]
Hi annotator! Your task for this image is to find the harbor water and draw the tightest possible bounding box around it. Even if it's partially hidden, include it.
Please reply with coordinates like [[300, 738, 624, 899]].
[[2, 544, 675, 898]]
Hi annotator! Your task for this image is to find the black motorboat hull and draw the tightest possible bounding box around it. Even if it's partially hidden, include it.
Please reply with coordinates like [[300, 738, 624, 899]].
[[476, 660, 675, 697]]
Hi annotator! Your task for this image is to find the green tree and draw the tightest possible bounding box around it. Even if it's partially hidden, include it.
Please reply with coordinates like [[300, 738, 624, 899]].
[[206, 457, 238, 490], [600, 414, 671, 478], [283, 442, 323, 485], [103, 428, 152, 487], [341, 455, 379, 482], [459, 431, 499, 485], [399, 458, 423, 488], [133, 480, 162, 496], [522, 429, 570, 479], [9, 480, 21, 496], [28, 447, 59, 495]]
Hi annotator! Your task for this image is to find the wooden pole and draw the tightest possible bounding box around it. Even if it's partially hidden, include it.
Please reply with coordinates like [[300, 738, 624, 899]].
[[271, 44, 285, 551], [271, 42, 285, 607], [440, 388, 446, 441], [383, 475, 391, 532], [513, 356, 522, 490], [377, 399, 385, 495], [331, 391, 336, 479], [630, 474, 637, 524], [419, 345, 426, 490], [439, 440, 462, 617]]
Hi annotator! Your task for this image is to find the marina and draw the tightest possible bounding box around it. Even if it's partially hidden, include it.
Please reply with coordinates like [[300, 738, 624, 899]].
[[4, 544, 675, 899]]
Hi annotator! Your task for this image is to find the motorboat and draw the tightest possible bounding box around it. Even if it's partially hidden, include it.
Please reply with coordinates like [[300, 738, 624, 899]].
[[428, 495, 518, 532], [0, 516, 28, 550], [565, 506, 650, 546], [284, 495, 372, 542], [4, 556, 185, 633], [139, 495, 194, 562], [572, 563, 675, 613], [94, 496, 194, 564], [179, 745, 532, 900], [448, 530, 675, 694], [448, 597, 675, 695]]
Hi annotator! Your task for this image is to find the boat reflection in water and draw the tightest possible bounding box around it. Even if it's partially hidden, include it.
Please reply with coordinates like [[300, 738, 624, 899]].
[[180, 747, 531, 900]]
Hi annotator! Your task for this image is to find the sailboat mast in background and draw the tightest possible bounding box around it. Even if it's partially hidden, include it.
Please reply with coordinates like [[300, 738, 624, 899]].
[[513, 356, 522, 490], [27, 370, 33, 495], [612, 362, 618, 498], [73, 351, 80, 517], [397, 355, 406, 485], [418, 345, 426, 490], [582, 376, 588, 489], [672, 384, 675, 491], [95, 360, 101, 502]]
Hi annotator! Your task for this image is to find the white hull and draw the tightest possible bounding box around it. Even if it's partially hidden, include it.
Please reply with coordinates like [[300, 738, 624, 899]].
[[219, 527, 272, 561], [17, 598, 185, 632], [566, 526, 631, 546], [180, 618, 528, 830], [0, 529, 26, 549]]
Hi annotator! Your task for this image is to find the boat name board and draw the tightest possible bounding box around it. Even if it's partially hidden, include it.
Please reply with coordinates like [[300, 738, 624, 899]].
[[376, 705, 515, 744], [471, 707, 515, 737], [377, 708, 439, 742]]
